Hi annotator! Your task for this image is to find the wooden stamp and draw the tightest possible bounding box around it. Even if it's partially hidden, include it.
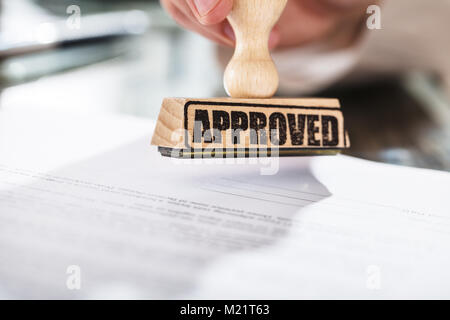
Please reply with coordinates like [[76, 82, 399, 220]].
[[152, 0, 350, 158]]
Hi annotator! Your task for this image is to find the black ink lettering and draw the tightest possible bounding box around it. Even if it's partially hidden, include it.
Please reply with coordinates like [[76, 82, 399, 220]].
[[212, 110, 230, 143], [231, 111, 248, 145], [307, 115, 320, 146], [287, 114, 306, 146], [193, 109, 211, 143], [249, 112, 267, 145], [269, 113, 287, 146], [322, 115, 339, 146]]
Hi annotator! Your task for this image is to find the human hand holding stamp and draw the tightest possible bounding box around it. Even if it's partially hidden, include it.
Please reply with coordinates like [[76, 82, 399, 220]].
[[151, 0, 350, 158]]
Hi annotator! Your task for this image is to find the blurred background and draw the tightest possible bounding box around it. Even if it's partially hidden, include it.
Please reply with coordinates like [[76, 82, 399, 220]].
[[0, 0, 449, 170], [0, 0, 223, 119]]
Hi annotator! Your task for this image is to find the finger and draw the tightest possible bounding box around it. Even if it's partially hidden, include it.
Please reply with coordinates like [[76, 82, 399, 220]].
[[268, 26, 281, 50], [160, 0, 193, 29], [300, 0, 376, 16], [320, 0, 376, 10], [162, 0, 234, 46], [223, 21, 281, 51], [186, 0, 233, 25], [275, 0, 336, 48]]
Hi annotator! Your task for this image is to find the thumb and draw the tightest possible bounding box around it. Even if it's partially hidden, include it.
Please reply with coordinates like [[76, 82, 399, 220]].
[[187, 0, 233, 25]]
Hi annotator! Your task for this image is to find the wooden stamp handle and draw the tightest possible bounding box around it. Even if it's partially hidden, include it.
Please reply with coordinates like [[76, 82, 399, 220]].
[[224, 0, 287, 99]]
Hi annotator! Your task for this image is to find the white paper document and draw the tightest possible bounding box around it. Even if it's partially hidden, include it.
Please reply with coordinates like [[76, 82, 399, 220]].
[[1, 107, 450, 299]]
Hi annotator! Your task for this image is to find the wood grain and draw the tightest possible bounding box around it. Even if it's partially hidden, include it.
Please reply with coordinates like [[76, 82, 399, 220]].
[[151, 97, 350, 153], [223, 0, 287, 98]]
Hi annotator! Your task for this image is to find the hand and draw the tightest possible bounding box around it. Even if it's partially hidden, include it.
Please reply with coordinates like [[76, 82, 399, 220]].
[[160, 0, 375, 50]]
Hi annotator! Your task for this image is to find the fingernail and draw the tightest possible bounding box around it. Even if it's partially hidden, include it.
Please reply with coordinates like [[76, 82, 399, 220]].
[[193, 0, 219, 16], [223, 23, 235, 42]]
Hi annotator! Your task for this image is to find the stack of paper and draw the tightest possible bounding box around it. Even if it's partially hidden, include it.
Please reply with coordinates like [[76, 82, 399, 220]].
[[1, 107, 449, 299]]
